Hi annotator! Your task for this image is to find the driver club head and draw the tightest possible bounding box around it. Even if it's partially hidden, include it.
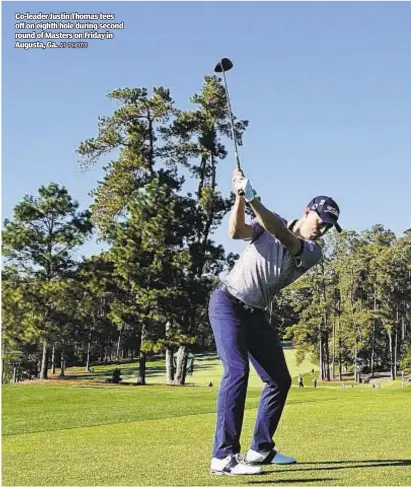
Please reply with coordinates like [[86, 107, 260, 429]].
[[214, 58, 234, 73]]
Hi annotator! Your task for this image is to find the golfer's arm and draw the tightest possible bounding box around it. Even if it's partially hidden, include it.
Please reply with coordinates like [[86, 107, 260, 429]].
[[229, 196, 253, 239], [248, 198, 302, 255]]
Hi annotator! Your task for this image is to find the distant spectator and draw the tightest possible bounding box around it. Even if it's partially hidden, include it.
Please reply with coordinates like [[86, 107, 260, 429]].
[[312, 377, 317, 389], [298, 374, 304, 388]]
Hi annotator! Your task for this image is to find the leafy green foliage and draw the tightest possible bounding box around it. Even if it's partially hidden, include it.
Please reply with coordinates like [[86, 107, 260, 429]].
[[2, 184, 92, 279], [76, 78, 245, 383], [285, 227, 411, 381], [2, 184, 93, 379]]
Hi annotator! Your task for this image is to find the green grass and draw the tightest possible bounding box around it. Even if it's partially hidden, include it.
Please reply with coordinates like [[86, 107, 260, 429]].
[[2, 353, 411, 486], [57, 344, 317, 388]]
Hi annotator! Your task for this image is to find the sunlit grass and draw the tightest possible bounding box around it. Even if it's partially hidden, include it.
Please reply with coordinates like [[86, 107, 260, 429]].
[[2, 353, 410, 486]]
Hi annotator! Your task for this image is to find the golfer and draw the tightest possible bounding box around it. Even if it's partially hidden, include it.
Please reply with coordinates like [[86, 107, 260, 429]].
[[209, 169, 341, 475]]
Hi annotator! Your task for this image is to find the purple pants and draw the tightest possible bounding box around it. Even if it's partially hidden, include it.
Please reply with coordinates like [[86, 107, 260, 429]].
[[208, 287, 291, 459]]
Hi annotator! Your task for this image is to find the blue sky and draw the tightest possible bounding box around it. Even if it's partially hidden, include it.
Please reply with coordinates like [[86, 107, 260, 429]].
[[2, 1, 411, 259]]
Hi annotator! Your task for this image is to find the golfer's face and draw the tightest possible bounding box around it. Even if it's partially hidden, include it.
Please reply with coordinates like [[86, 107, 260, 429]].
[[302, 211, 332, 240]]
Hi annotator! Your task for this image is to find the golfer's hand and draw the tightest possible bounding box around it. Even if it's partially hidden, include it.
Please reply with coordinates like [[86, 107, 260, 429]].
[[232, 169, 245, 196], [232, 168, 245, 181], [232, 170, 244, 194], [232, 169, 256, 202]]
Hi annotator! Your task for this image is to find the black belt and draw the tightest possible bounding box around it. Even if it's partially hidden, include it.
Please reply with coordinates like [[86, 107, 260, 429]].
[[216, 282, 262, 315]]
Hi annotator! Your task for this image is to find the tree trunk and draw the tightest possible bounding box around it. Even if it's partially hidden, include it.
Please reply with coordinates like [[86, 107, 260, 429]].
[[319, 327, 324, 381], [394, 305, 400, 379], [337, 302, 342, 381], [173, 345, 188, 385], [324, 330, 331, 381], [394, 326, 398, 379], [60, 349, 65, 377], [338, 346, 343, 381], [332, 314, 336, 380], [2, 359, 5, 383], [354, 339, 358, 383], [51, 342, 56, 375], [12, 364, 18, 383], [165, 321, 174, 384], [166, 348, 175, 384], [319, 261, 329, 381], [402, 316, 405, 340], [86, 337, 91, 372], [371, 287, 377, 377], [116, 326, 123, 363], [137, 352, 146, 385], [39, 340, 48, 380], [388, 331, 395, 380]]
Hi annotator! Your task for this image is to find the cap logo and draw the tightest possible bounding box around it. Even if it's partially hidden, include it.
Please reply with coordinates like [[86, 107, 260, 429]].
[[325, 205, 339, 217]]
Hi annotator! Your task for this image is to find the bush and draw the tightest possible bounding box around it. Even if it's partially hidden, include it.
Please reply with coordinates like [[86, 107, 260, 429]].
[[399, 342, 411, 374], [111, 368, 122, 383]]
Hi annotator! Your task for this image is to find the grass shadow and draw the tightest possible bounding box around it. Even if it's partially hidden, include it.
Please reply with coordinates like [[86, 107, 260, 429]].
[[64, 362, 217, 381], [291, 459, 411, 472], [248, 478, 335, 484]]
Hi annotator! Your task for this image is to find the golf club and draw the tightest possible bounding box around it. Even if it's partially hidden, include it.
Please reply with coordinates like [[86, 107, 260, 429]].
[[214, 58, 241, 172]]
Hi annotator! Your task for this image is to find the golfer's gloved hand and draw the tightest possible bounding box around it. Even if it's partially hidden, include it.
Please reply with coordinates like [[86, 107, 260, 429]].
[[232, 173, 256, 202]]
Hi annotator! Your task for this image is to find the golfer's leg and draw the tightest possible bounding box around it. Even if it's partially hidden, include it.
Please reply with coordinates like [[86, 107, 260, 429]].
[[247, 318, 291, 452], [208, 289, 249, 458]]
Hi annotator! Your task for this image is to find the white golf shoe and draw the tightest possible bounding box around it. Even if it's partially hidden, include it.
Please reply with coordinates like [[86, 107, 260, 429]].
[[246, 448, 297, 465], [210, 453, 264, 475]]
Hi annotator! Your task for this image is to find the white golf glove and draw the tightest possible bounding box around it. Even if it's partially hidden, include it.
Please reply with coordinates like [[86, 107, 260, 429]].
[[234, 177, 256, 202]]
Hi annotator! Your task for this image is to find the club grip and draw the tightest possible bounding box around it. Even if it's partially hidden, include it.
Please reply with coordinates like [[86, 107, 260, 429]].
[[235, 163, 244, 196], [235, 155, 244, 195]]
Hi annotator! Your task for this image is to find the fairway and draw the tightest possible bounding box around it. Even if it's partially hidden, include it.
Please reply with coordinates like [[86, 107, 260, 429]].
[[2, 354, 411, 486], [3, 2, 411, 487]]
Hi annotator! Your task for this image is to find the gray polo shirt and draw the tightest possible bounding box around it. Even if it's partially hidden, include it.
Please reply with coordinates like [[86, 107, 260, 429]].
[[222, 215, 322, 310]]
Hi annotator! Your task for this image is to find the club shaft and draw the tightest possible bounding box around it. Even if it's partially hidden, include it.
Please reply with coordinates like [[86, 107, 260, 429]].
[[221, 70, 241, 171]]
